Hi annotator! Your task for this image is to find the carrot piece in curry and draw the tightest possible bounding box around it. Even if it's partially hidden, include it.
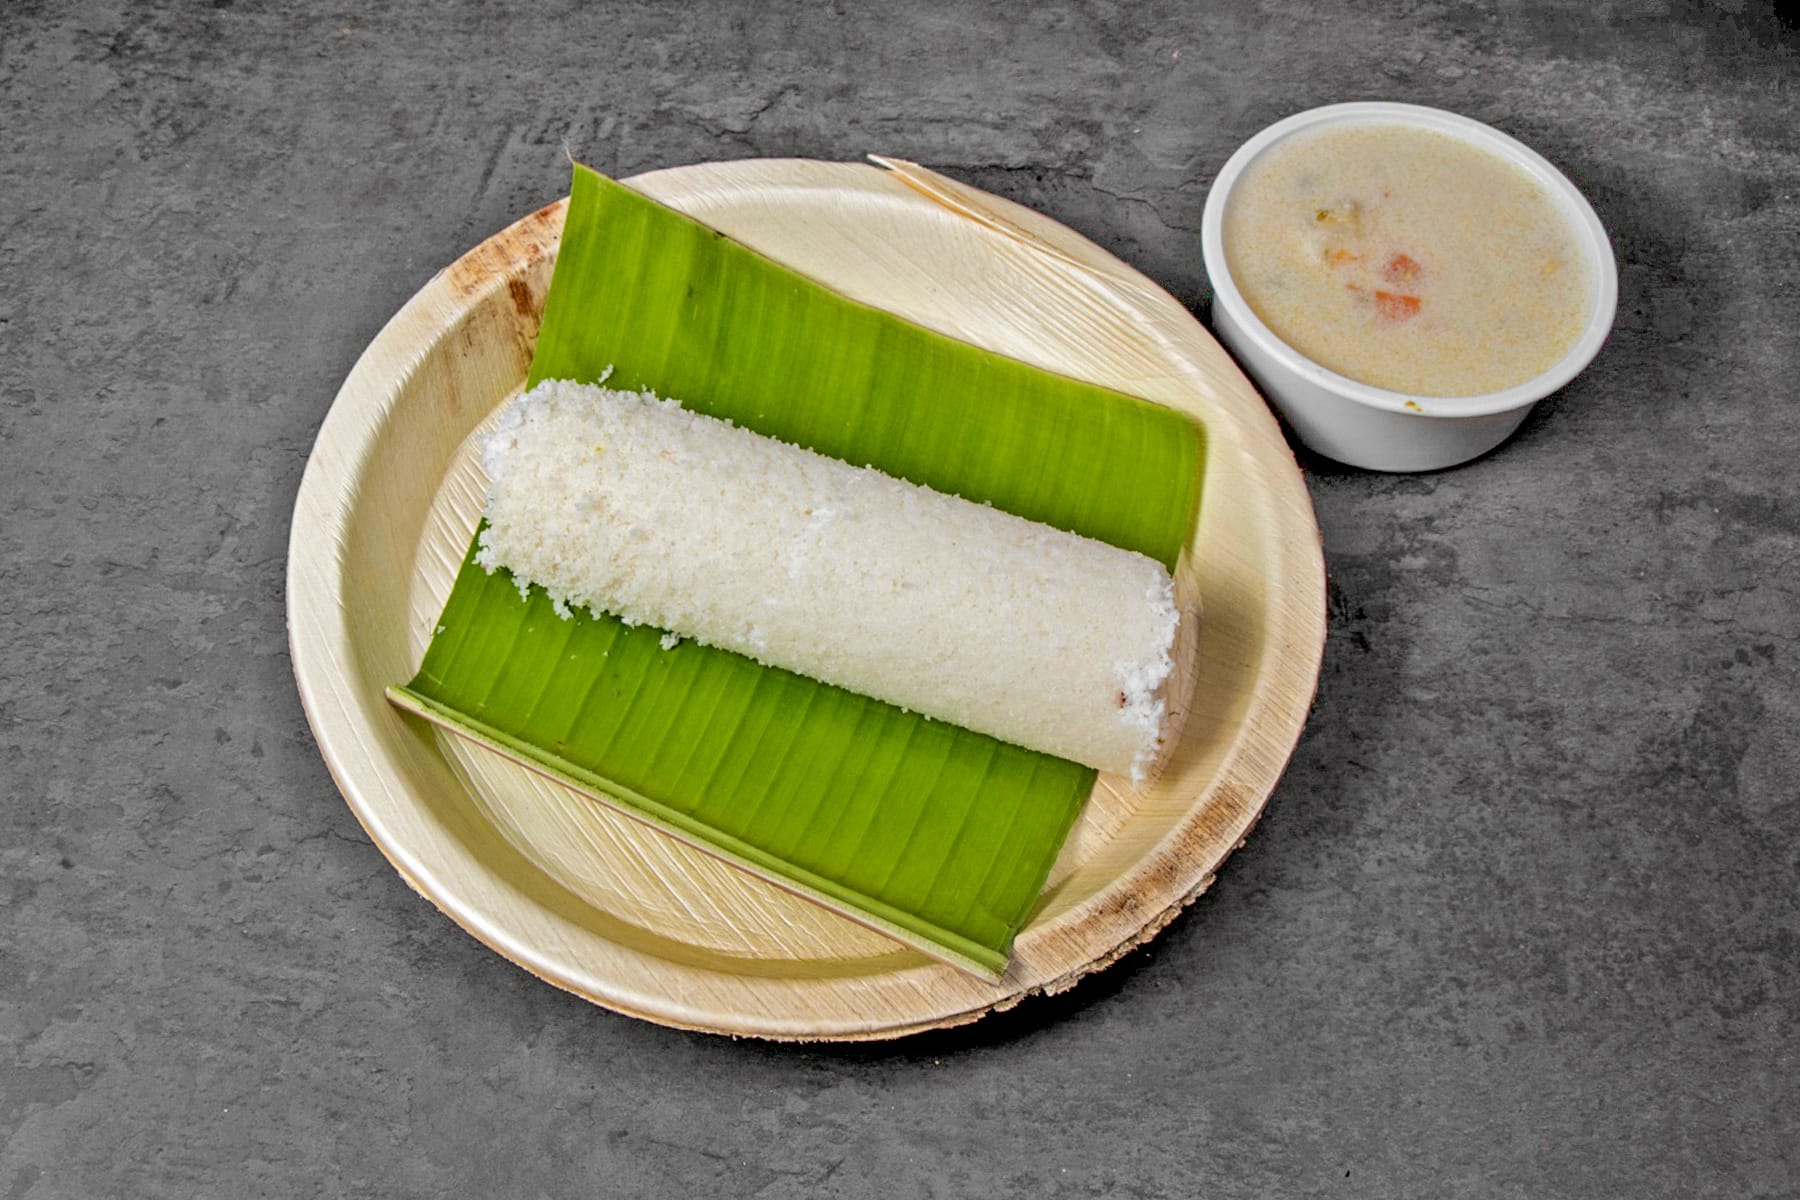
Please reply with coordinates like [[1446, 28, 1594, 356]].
[[1373, 290, 1422, 321], [1384, 252, 1423, 283]]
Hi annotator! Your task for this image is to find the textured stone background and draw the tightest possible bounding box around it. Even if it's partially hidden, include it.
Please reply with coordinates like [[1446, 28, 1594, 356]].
[[3, 1, 1796, 1196]]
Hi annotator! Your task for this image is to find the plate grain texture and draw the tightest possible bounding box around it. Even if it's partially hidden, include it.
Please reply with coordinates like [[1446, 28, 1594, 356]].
[[287, 158, 1326, 1039]]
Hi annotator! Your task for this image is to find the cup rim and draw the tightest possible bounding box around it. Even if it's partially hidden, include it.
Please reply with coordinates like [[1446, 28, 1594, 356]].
[[1200, 101, 1619, 418]]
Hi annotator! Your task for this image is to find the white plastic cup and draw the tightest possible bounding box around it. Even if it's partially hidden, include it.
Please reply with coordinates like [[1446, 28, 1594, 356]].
[[1200, 102, 1618, 472]]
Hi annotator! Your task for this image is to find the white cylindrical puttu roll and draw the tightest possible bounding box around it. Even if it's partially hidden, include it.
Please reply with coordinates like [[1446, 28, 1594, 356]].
[[476, 380, 1181, 776]]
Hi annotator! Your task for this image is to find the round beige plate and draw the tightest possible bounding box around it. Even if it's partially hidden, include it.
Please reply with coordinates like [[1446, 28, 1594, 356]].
[[287, 159, 1325, 1040]]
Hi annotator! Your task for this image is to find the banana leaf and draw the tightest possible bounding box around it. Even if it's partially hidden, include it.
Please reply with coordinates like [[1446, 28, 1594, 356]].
[[388, 163, 1204, 979]]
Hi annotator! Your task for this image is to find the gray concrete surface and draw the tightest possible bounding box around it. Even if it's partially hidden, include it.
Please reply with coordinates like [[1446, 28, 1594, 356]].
[[3, 1, 1796, 1196]]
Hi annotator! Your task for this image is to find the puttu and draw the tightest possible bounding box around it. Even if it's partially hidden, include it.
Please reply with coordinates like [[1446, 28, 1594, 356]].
[[476, 379, 1182, 777]]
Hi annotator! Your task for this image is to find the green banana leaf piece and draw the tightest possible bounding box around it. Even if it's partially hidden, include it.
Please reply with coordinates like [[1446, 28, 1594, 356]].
[[388, 163, 1204, 979]]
